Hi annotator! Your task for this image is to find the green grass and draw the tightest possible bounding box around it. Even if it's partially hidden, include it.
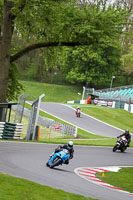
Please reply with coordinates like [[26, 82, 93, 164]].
[[96, 167, 133, 193], [25, 102, 105, 140], [25, 102, 133, 146], [81, 105, 133, 133], [21, 80, 82, 103], [22, 80, 133, 133], [22, 80, 133, 134], [3, 80, 133, 199], [24, 102, 133, 146], [33, 137, 115, 146], [0, 173, 95, 200], [77, 128, 105, 139], [27, 137, 133, 147]]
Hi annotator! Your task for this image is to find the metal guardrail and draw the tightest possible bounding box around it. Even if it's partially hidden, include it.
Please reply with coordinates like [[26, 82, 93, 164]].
[[13, 106, 77, 138], [94, 85, 133, 103], [14, 93, 29, 123], [98, 97, 133, 104], [26, 94, 45, 140], [95, 85, 133, 92]]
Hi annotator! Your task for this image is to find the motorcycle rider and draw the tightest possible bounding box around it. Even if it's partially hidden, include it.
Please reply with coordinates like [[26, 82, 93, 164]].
[[76, 106, 81, 115], [117, 129, 131, 147], [54, 141, 74, 164], [76, 106, 81, 112]]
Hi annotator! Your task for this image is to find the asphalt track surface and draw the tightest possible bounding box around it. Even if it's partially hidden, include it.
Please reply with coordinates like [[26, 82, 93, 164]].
[[40, 102, 131, 138], [0, 141, 133, 200], [0, 102, 133, 200]]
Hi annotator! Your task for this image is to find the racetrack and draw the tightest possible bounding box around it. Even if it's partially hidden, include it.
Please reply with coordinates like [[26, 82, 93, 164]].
[[40, 102, 129, 138], [0, 141, 133, 200], [0, 102, 133, 200]]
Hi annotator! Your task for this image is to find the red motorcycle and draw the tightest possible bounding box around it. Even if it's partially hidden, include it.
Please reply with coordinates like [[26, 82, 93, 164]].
[[76, 109, 81, 118]]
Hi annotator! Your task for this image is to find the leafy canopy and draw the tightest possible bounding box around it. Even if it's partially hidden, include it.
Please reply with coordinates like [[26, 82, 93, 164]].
[[58, 3, 129, 86], [0, 0, 130, 99]]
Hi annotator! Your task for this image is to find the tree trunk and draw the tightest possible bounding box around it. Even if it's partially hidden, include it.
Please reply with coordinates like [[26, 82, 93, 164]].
[[0, 1, 14, 102]]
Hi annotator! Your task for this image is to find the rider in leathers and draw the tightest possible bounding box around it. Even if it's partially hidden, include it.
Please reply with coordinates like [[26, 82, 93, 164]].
[[54, 141, 74, 164], [117, 129, 131, 147]]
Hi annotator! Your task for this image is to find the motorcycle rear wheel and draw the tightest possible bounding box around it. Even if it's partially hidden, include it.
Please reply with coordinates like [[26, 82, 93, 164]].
[[121, 146, 127, 152]]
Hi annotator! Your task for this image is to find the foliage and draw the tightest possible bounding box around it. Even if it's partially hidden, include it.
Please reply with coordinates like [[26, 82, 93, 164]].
[[7, 63, 24, 101], [58, 4, 129, 87], [122, 44, 133, 73], [0, 0, 131, 101], [11, 0, 77, 44]]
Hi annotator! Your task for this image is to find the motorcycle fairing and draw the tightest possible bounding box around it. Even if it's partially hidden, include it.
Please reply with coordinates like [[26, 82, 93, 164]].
[[48, 149, 69, 167]]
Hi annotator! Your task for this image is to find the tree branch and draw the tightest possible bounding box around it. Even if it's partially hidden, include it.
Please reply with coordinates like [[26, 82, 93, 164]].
[[10, 41, 86, 63]]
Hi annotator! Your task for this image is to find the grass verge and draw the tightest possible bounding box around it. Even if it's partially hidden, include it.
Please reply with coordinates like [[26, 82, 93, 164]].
[[81, 105, 133, 133], [21, 80, 82, 103], [0, 172, 95, 200], [22, 137, 133, 148], [24, 102, 133, 147], [25, 102, 105, 140], [96, 167, 133, 193]]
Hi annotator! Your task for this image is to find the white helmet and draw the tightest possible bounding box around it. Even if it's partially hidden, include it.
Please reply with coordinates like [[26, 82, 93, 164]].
[[68, 141, 73, 148]]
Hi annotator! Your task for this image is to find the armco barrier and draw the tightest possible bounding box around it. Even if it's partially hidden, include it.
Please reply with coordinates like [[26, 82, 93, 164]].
[[19, 107, 77, 138], [131, 104, 133, 113], [94, 99, 133, 113], [124, 103, 129, 111], [115, 101, 124, 109], [0, 122, 23, 139]]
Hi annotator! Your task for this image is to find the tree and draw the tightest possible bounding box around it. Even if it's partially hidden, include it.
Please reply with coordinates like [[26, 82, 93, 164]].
[[114, 0, 133, 84], [122, 44, 133, 85], [0, 0, 129, 102], [0, 0, 81, 102], [58, 3, 128, 87], [114, 0, 133, 52]]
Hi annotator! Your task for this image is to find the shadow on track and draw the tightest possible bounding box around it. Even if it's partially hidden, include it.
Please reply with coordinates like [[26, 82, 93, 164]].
[[46, 166, 74, 173]]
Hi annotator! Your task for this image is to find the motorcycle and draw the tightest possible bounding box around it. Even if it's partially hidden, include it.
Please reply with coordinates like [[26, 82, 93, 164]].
[[76, 109, 81, 117], [113, 136, 128, 152], [46, 148, 70, 168]]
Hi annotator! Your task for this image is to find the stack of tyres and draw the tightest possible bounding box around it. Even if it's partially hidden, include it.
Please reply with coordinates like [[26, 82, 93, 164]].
[[2, 122, 23, 139], [0, 122, 5, 139]]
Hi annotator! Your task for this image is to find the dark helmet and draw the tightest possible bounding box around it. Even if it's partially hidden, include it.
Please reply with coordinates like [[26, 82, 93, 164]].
[[125, 129, 129, 135], [67, 141, 73, 149]]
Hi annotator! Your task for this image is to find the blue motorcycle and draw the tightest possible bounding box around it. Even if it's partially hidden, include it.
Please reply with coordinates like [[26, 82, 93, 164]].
[[46, 149, 70, 168]]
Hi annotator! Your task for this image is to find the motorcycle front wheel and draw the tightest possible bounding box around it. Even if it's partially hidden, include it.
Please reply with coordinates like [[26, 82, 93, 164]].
[[50, 157, 62, 168], [113, 144, 118, 152]]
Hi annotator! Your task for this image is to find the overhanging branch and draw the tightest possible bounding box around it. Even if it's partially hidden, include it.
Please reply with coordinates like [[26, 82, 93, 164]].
[[10, 41, 85, 63]]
